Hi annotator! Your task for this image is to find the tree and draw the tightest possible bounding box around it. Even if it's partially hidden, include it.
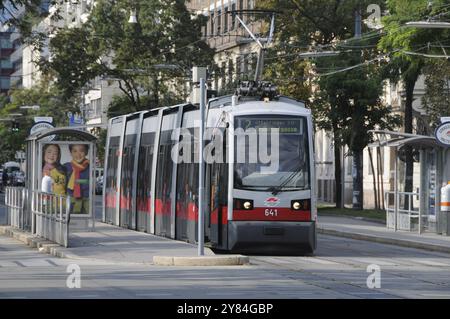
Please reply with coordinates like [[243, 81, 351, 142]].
[[0, 81, 78, 163], [379, 0, 450, 194], [422, 59, 450, 131], [313, 42, 401, 209], [259, 0, 388, 208], [263, 46, 311, 101], [40, 0, 215, 114]]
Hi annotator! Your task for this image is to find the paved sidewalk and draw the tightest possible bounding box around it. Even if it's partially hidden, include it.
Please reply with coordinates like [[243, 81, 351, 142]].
[[318, 215, 450, 254], [61, 222, 216, 264], [0, 222, 249, 266]]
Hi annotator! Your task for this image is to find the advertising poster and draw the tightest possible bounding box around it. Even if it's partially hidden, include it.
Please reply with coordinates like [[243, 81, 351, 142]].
[[39, 142, 92, 216]]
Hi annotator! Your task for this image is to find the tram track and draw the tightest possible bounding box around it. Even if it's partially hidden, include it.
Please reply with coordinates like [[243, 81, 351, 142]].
[[248, 234, 450, 298]]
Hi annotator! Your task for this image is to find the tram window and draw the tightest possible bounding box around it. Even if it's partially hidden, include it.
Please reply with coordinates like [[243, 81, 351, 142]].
[[233, 116, 310, 191], [137, 133, 154, 213], [120, 133, 137, 211], [176, 128, 199, 205], [155, 130, 175, 210], [106, 136, 120, 197]]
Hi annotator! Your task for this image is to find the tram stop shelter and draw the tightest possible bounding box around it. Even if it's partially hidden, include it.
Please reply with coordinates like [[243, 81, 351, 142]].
[[370, 130, 450, 236], [22, 127, 97, 246]]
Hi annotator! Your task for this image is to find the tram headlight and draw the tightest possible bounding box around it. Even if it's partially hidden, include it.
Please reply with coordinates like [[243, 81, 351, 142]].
[[234, 198, 253, 210], [291, 199, 310, 211], [292, 201, 301, 210], [243, 201, 252, 210]]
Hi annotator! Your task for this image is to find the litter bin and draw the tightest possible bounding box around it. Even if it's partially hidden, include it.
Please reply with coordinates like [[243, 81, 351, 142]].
[[441, 182, 450, 235]]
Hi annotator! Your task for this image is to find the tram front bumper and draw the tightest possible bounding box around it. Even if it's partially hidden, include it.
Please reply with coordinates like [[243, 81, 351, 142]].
[[228, 220, 316, 255]]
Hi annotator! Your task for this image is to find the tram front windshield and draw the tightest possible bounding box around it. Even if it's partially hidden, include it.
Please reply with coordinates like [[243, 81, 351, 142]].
[[234, 115, 310, 191]]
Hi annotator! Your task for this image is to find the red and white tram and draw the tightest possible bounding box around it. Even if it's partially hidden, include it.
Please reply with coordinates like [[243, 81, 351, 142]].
[[103, 83, 316, 254]]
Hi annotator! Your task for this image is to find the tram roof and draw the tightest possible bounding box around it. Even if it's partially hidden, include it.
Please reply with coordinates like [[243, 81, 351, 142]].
[[109, 103, 195, 122], [109, 95, 310, 123], [208, 95, 307, 109]]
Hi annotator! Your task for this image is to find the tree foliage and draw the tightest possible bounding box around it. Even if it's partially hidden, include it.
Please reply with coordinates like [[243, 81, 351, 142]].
[[258, 0, 392, 208], [378, 0, 450, 194], [379, 0, 450, 128], [40, 0, 215, 115], [422, 59, 450, 130], [0, 82, 78, 163]]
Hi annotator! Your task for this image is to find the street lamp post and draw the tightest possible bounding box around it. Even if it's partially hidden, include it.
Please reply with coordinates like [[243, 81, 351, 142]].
[[19, 105, 40, 110], [298, 51, 340, 58], [128, 9, 137, 24], [405, 21, 450, 28]]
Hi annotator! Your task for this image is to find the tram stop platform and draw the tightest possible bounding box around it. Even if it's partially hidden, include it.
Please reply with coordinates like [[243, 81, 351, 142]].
[[318, 215, 450, 254], [0, 222, 249, 266]]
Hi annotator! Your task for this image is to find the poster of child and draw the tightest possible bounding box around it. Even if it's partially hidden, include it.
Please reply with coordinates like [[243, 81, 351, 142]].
[[41, 144, 67, 195], [64, 144, 90, 214]]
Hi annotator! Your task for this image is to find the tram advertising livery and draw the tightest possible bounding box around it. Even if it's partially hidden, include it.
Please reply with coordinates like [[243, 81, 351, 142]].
[[103, 82, 316, 254]]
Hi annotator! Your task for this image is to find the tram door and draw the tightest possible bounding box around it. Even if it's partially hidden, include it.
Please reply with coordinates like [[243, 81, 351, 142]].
[[208, 161, 226, 247], [119, 140, 135, 228], [136, 141, 154, 232], [105, 116, 124, 225], [155, 112, 177, 238], [105, 138, 120, 224], [120, 118, 139, 229]]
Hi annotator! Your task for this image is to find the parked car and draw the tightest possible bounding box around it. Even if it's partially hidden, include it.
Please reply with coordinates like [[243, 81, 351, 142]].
[[11, 171, 25, 187], [95, 175, 103, 195], [2, 162, 21, 189]]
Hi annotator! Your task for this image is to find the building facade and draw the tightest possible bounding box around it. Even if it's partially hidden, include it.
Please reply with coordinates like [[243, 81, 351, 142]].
[[19, 0, 122, 128], [188, 0, 262, 92], [0, 29, 14, 95]]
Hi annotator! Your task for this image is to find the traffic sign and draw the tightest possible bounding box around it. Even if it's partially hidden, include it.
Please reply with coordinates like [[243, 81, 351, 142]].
[[34, 117, 53, 124], [29, 121, 55, 142], [435, 122, 450, 147], [69, 113, 84, 126]]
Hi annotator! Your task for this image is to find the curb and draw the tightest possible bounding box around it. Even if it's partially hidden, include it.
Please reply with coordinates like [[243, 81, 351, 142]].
[[0, 226, 65, 257], [318, 213, 386, 225], [153, 255, 250, 266], [2, 226, 245, 265], [318, 227, 450, 254]]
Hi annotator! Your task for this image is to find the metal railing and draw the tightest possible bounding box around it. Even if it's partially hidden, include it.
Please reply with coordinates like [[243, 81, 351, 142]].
[[31, 190, 71, 247], [4, 186, 27, 229], [385, 191, 421, 233]]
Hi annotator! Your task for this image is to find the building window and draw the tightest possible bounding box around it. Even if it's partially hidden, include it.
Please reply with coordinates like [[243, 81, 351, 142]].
[[243, 54, 249, 78], [210, 11, 214, 36], [248, 52, 257, 73], [347, 156, 353, 176], [236, 56, 242, 79], [227, 59, 233, 85], [231, 3, 236, 30], [0, 38, 12, 49], [0, 77, 10, 90], [217, 10, 221, 35], [224, 7, 228, 33], [220, 62, 225, 89]]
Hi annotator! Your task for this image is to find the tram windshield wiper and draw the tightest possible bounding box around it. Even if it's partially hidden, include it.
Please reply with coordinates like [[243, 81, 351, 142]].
[[266, 163, 304, 195]]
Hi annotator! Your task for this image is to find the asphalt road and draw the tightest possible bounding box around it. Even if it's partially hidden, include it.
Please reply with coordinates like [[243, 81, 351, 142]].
[[1, 230, 450, 298], [2, 192, 450, 299]]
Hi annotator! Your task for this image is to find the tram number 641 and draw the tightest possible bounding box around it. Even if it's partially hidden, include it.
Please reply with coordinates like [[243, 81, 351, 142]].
[[265, 209, 278, 217]]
